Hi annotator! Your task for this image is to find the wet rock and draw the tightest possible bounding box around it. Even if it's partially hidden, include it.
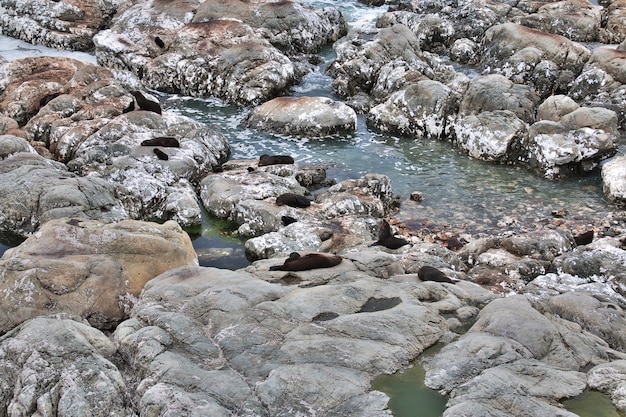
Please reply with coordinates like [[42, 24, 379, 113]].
[[247, 96, 357, 136], [66, 110, 230, 226], [93, 0, 346, 104], [327, 24, 458, 108], [0, 218, 197, 333], [457, 74, 538, 124], [424, 295, 615, 415], [603, 154, 626, 203], [451, 110, 527, 162], [0, 152, 128, 237], [367, 79, 459, 139], [525, 106, 618, 179], [569, 46, 626, 128], [0, 316, 133, 416], [480, 23, 591, 97], [587, 360, 626, 413], [0, 0, 122, 51]]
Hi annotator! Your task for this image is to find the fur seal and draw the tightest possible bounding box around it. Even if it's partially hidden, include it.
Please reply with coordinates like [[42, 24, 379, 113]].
[[269, 252, 342, 271], [141, 137, 180, 147], [573, 230, 594, 246], [131, 91, 162, 114], [370, 219, 409, 249], [276, 193, 310, 208], [153, 148, 169, 160], [418, 265, 456, 284], [281, 215, 298, 226], [155, 36, 165, 48], [258, 154, 295, 166]]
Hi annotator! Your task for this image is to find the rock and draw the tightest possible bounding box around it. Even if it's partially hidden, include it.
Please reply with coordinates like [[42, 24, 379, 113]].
[[0, 134, 37, 159], [525, 107, 618, 178], [0, 218, 198, 333], [451, 110, 526, 162], [247, 96, 357, 136], [367, 79, 459, 139], [424, 295, 615, 415], [587, 360, 626, 413], [603, 154, 626, 203], [599, 0, 626, 44], [0, 0, 122, 51], [327, 24, 458, 108], [111, 264, 455, 416], [67, 110, 230, 226], [547, 292, 626, 351], [480, 23, 591, 97], [511, 0, 602, 42], [0, 152, 128, 237], [93, 0, 346, 104], [569, 46, 626, 128], [537, 95, 580, 122], [0, 316, 133, 416], [458, 74, 539, 124]]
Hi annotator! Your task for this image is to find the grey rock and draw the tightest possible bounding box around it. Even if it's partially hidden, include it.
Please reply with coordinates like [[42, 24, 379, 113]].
[[587, 360, 626, 413], [0, 134, 37, 159], [368, 79, 459, 139], [0, 316, 134, 416], [0, 152, 128, 236], [603, 154, 626, 203]]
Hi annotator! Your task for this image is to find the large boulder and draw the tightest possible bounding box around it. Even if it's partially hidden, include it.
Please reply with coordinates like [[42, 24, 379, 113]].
[[0, 151, 128, 237], [0, 218, 198, 333], [603, 154, 626, 203], [0, 0, 123, 51], [247, 96, 357, 136], [93, 0, 347, 104], [480, 23, 591, 98]]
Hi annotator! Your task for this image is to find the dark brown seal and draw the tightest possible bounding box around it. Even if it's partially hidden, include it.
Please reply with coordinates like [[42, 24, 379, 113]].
[[370, 219, 409, 249], [141, 137, 180, 147], [131, 90, 162, 114], [573, 230, 594, 246], [153, 148, 169, 160], [269, 252, 342, 271], [276, 193, 310, 208], [418, 265, 455, 284], [259, 154, 295, 166]]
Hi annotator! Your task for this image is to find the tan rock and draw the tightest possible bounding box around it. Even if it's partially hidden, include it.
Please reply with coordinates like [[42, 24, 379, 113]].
[[0, 218, 198, 334]]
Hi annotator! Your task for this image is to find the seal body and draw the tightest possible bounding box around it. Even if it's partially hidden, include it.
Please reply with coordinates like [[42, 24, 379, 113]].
[[259, 154, 295, 166], [418, 265, 455, 284], [270, 252, 342, 271], [276, 193, 310, 208], [153, 148, 169, 160], [141, 137, 180, 147], [371, 219, 409, 249], [131, 91, 162, 114]]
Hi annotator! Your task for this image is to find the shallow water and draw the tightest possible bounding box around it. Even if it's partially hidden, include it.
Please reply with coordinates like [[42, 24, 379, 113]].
[[563, 390, 626, 417]]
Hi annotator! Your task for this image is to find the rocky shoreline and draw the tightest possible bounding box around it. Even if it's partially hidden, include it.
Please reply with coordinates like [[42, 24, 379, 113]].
[[1, 0, 626, 415]]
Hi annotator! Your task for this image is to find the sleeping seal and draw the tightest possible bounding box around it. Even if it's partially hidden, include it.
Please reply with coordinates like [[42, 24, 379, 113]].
[[276, 193, 310, 208], [259, 154, 295, 166], [418, 265, 456, 284], [269, 252, 342, 271]]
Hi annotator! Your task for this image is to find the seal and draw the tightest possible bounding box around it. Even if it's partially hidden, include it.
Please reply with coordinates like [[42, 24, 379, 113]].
[[281, 215, 298, 226], [131, 91, 162, 114], [155, 36, 165, 48], [153, 148, 169, 160], [269, 252, 342, 271], [573, 230, 594, 246], [258, 154, 295, 166], [417, 265, 456, 284], [370, 219, 409, 249], [276, 193, 310, 208], [141, 137, 180, 147]]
